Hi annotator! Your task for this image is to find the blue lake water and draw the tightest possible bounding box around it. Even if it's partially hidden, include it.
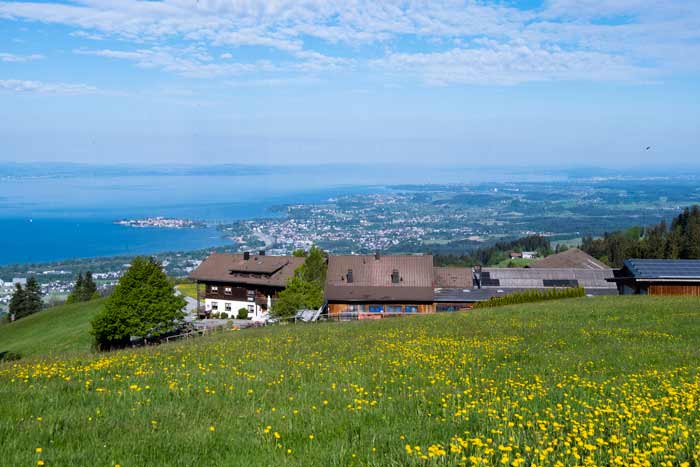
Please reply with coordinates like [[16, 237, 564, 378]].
[[0, 171, 392, 264]]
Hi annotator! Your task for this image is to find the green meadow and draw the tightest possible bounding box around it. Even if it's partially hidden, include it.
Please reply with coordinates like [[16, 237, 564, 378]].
[[1, 296, 699, 466], [0, 299, 104, 358]]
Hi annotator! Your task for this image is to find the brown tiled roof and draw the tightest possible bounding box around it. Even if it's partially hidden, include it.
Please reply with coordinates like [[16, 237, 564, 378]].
[[529, 248, 609, 270], [434, 267, 473, 288], [189, 253, 304, 287], [325, 254, 434, 302]]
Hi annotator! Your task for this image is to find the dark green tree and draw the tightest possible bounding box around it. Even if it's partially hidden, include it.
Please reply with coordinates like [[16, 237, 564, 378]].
[[91, 257, 185, 350], [82, 272, 98, 300], [26, 277, 43, 315], [8, 283, 27, 321], [66, 273, 84, 304]]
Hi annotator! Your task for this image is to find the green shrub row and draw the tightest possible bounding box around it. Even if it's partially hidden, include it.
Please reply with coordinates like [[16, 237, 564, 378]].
[[473, 287, 586, 308]]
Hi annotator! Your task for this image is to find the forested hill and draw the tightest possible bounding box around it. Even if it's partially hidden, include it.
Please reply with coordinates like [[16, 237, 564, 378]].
[[582, 205, 700, 267], [433, 235, 552, 267]]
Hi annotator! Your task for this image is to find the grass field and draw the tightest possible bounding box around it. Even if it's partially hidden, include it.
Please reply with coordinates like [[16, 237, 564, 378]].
[[1, 296, 700, 466], [0, 299, 104, 359], [175, 283, 199, 300]]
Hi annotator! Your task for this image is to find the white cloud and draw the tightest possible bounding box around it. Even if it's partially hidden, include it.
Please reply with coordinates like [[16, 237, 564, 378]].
[[0, 78, 100, 95], [0, 52, 43, 62], [75, 47, 279, 78], [0, 0, 698, 85], [376, 42, 649, 85]]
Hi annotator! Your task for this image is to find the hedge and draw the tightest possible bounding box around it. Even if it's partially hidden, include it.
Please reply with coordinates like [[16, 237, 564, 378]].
[[473, 287, 586, 309]]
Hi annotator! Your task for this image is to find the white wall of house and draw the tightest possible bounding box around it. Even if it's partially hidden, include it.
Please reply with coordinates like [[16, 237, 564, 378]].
[[204, 298, 266, 319]]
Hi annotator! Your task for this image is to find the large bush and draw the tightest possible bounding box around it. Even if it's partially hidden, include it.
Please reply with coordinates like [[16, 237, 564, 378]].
[[91, 257, 185, 349]]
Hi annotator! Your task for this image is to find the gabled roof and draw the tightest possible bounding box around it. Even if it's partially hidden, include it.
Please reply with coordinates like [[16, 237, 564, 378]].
[[622, 259, 700, 280], [434, 267, 473, 288], [189, 253, 304, 287], [325, 254, 434, 302], [530, 248, 609, 270]]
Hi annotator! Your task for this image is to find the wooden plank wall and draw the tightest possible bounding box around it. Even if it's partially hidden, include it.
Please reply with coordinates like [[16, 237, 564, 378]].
[[649, 285, 700, 296]]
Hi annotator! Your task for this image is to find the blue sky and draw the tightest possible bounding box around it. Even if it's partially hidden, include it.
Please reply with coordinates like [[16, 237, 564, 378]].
[[0, 0, 699, 167]]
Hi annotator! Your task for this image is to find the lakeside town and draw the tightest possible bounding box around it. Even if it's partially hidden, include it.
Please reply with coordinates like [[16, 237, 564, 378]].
[[115, 217, 206, 229]]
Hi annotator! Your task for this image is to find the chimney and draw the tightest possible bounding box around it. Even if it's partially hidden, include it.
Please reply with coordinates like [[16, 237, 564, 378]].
[[259, 250, 266, 256], [375, 251, 380, 261], [391, 269, 400, 284], [346, 269, 354, 283], [243, 252, 250, 261], [473, 265, 482, 289]]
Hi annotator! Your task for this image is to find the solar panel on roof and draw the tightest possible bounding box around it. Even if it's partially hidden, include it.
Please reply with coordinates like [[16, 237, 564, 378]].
[[626, 259, 700, 278]]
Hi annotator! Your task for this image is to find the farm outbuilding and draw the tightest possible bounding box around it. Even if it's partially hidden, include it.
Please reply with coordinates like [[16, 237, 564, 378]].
[[612, 259, 700, 296]]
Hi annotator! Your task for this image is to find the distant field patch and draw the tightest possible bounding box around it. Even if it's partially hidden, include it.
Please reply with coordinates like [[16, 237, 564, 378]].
[[175, 283, 199, 299]]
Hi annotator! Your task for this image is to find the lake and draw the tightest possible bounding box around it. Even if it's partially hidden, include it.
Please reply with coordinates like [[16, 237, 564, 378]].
[[0, 166, 560, 265]]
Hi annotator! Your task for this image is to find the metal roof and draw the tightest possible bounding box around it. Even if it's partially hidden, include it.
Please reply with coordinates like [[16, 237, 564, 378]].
[[530, 248, 609, 270], [624, 259, 700, 280], [481, 267, 616, 289]]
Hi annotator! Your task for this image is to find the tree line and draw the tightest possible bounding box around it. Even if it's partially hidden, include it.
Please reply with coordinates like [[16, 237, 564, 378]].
[[7, 271, 99, 323], [8, 278, 43, 321], [582, 205, 700, 267], [433, 235, 552, 267], [66, 272, 99, 304]]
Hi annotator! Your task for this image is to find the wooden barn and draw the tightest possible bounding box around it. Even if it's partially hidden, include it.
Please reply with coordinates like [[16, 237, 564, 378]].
[[189, 252, 304, 320], [325, 253, 436, 319], [612, 259, 700, 296]]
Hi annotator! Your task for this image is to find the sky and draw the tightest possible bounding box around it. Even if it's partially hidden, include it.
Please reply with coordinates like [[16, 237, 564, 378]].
[[0, 0, 699, 167]]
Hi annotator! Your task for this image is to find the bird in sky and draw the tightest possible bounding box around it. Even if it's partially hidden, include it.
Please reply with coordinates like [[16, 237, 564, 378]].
[[645, 146, 651, 150]]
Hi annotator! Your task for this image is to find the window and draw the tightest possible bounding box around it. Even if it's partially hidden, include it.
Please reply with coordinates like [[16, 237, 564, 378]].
[[224, 287, 232, 295], [225, 303, 232, 312], [247, 289, 255, 301], [369, 305, 384, 313], [248, 305, 255, 312], [211, 285, 218, 293], [405, 306, 418, 313], [387, 305, 402, 313], [211, 301, 218, 311]]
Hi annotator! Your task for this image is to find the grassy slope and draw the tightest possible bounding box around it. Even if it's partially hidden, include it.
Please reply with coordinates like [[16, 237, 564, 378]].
[[1, 296, 700, 466], [0, 299, 104, 358]]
